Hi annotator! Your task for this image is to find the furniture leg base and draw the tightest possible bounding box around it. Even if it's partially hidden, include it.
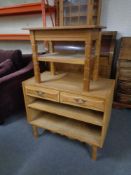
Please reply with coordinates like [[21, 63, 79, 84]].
[[91, 145, 97, 160], [32, 125, 39, 138]]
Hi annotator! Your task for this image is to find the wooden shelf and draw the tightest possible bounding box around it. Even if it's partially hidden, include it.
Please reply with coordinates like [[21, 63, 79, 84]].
[[28, 100, 103, 126], [38, 53, 85, 65], [0, 34, 30, 41], [0, 2, 55, 16], [30, 112, 101, 146]]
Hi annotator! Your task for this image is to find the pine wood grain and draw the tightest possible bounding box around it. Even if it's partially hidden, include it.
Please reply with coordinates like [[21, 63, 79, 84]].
[[30, 113, 101, 146], [28, 100, 103, 126]]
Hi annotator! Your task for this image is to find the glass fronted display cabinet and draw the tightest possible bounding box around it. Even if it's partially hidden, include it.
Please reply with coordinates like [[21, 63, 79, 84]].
[[59, 0, 101, 26]]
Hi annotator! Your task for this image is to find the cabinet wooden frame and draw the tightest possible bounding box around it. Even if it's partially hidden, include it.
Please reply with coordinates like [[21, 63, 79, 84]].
[[22, 71, 115, 160]]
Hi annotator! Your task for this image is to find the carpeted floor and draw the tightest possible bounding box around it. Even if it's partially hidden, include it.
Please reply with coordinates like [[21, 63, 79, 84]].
[[0, 109, 131, 175]]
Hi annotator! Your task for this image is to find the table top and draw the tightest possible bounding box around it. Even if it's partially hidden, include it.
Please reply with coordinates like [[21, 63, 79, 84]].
[[25, 25, 105, 31]]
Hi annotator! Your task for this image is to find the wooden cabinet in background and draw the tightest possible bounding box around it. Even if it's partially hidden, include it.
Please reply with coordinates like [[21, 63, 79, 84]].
[[99, 31, 117, 78], [58, 0, 101, 26], [115, 37, 131, 108]]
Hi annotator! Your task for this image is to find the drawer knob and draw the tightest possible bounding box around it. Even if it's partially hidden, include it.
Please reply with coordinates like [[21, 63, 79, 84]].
[[74, 98, 86, 104], [37, 91, 45, 96]]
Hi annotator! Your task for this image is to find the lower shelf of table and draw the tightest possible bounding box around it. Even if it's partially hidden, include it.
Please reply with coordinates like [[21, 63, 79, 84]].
[[30, 112, 101, 147], [38, 53, 85, 65]]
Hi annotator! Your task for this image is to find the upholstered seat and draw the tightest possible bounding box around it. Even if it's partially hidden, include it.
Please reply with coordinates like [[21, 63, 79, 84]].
[[0, 50, 34, 124]]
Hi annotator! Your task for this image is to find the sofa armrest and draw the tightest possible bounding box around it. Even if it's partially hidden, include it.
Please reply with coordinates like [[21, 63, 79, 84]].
[[0, 62, 33, 87], [22, 54, 32, 65]]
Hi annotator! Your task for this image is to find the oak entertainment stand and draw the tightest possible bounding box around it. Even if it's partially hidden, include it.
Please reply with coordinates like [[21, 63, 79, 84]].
[[23, 26, 115, 160]]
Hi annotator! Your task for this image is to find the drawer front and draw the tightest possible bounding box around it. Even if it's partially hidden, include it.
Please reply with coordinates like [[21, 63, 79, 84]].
[[26, 86, 59, 102], [60, 92, 104, 112]]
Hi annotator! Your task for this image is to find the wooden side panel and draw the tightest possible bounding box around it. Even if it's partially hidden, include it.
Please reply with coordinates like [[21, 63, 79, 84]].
[[22, 82, 38, 122], [100, 82, 115, 147]]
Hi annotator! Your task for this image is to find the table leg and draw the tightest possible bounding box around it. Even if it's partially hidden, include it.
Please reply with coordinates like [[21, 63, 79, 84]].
[[32, 125, 39, 138], [91, 145, 97, 160]]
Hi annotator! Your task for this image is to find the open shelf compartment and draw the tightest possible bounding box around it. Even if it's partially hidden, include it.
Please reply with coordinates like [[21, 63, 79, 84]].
[[28, 99, 103, 126], [38, 53, 85, 65], [30, 111, 101, 146]]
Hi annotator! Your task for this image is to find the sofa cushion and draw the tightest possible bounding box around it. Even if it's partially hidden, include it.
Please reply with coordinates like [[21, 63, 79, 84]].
[[0, 49, 24, 70], [0, 59, 15, 78]]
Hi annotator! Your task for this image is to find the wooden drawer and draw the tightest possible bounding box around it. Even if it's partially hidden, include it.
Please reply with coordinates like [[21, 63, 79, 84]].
[[60, 92, 104, 112], [26, 86, 59, 102], [117, 93, 131, 105]]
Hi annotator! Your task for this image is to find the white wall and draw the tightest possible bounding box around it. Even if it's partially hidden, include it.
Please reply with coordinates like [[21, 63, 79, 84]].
[[101, 0, 131, 38], [0, 0, 40, 7], [0, 14, 43, 53], [0, 0, 131, 53], [0, 0, 54, 53]]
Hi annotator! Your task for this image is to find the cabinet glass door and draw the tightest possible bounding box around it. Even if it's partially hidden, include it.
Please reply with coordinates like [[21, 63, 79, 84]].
[[63, 0, 88, 26]]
